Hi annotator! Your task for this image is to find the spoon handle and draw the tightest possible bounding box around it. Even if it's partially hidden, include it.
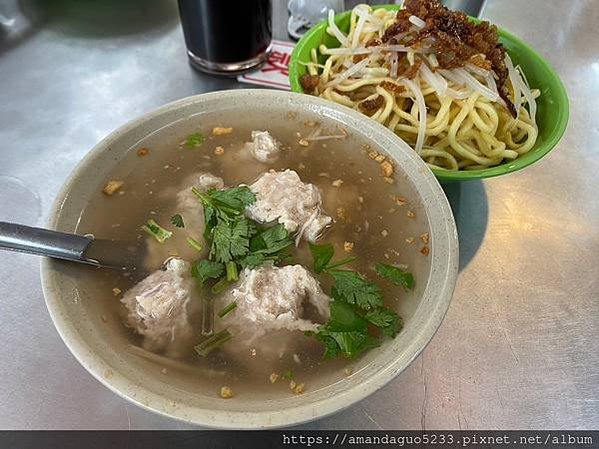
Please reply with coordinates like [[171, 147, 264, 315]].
[[0, 221, 93, 263]]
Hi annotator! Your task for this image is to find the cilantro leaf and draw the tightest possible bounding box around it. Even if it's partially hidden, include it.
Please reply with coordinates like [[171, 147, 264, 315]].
[[238, 252, 292, 270], [193, 186, 255, 221], [327, 301, 368, 332], [363, 308, 395, 327], [309, 242, 335, 274], [364, 308, 403, 337], [141, 219, 172, 243], [309, 242, 356, 273], [191, 260, 224, 287], [324, 256, 357, 270], [203, 204, 216, 242], [375, 263, 415, 290], [328, 269, 383, 310], [170, 214, 185, 228], [320, 335, 342, 359], [209, 187, 256, 215], [238, 253, 266, 269], [260, 224, 292, 253], [211, 218, 255, 263], [185, 132, 205, 148], [281, 370, 294, 380], [238, 224, 292, 268], [316, 328, 379, 359], [381, 313, 403, 338], [254, 223, 293, 255], [307, 243, 410, 359]]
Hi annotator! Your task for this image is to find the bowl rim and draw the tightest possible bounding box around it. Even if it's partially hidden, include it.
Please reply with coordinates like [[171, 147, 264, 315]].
[[288, 4, 570, 182], [40, 89, 459, 429]]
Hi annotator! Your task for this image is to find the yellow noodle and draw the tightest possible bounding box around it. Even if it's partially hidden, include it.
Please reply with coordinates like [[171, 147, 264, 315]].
[[375, 86, 395, 123], [422, 149, 459, 170]]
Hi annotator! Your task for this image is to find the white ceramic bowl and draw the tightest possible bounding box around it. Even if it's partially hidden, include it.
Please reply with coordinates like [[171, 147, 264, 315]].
[[41, 89, 458, 429]]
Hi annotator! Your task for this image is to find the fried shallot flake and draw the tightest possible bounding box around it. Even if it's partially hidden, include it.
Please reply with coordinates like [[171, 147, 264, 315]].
[[293, 383, 305, 395], [381, 160, 394, 177], [380, 0, 515, 115], [212, 127, 233, 136], [103, 180, 124, 196], [299, 74, 321, 92], [359, 95, 384, 114], [394, 196, 407, 206], [220, 386, 234, 399], [380, 81, 405, 93]]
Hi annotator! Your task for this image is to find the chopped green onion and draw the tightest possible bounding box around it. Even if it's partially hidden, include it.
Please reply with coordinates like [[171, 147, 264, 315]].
[[186, 237, 204, 252], [218, 302, 237, 318], [194, 329, 232, 357], [225, 261, 238, 282], [211, 277, 229, 295], [141, 219, 172, 243], [281, 369, 294, 380]]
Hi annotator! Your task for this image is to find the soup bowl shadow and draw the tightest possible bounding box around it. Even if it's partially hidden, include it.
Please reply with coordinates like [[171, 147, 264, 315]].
[[40, 89, 458, 429], [443, 181, 489, 272]]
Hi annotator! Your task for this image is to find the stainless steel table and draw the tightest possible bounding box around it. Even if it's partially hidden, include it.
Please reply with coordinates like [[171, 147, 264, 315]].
[[1, 0, 597, 430]]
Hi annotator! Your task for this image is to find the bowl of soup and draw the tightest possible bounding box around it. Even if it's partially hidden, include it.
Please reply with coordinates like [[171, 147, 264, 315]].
[[41, 89, 458, 428]]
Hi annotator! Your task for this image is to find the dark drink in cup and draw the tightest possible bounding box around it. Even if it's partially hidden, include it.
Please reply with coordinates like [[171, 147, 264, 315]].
[[177, 0, 272, 75]]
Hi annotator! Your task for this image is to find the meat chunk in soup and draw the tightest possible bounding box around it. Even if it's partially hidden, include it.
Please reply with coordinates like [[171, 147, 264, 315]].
[[196, 172, 225, 191], [216, 130, 282, 181], [246, 170, 332, 243], [219, 264, 330, 344], [121, 258, 195, 355], [245, 130, 280, 163]]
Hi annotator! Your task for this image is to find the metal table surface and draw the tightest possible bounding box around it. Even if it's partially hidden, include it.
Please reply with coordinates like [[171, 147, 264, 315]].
[[1, 0, 597, 430]]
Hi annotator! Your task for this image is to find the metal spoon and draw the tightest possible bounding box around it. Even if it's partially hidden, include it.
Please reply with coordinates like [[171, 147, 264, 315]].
[[0, 221, 135, 269], [0, 221, 215, 335]]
